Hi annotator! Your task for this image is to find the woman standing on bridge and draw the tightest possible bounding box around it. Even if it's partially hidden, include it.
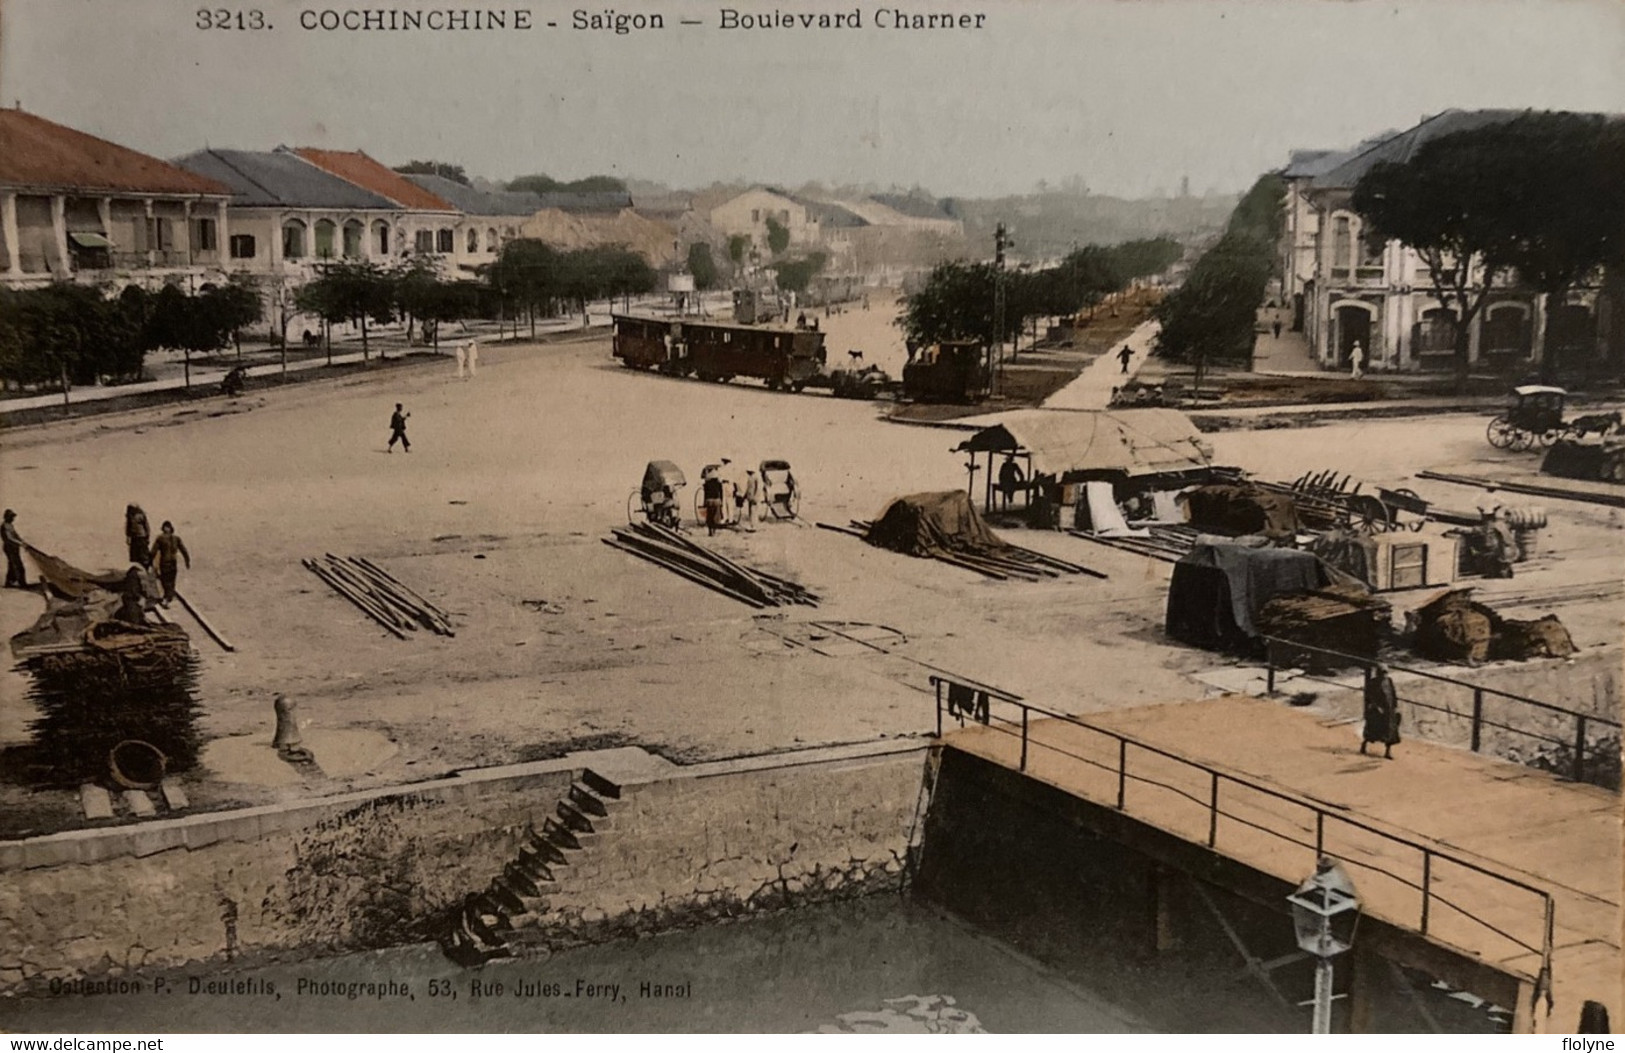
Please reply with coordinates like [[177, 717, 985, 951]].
[[1360, 664, 1401, 759]]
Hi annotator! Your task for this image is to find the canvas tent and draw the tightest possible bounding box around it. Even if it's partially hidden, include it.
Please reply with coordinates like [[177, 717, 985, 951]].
[[955, 408, 1214, 513], [1165, 542, 1342, 652], [865, 491, 1009, 559]]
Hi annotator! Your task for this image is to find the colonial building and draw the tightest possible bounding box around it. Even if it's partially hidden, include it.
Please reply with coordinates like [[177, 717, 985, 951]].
[[1285, 110, 1614, 375], [401, 174, 543, 274], [0, 108, 233, 290], [291, 148, 463, 269]]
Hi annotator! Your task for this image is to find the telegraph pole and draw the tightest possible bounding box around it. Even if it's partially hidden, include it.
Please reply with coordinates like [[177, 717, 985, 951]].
[[993, 222, 1008, 396]]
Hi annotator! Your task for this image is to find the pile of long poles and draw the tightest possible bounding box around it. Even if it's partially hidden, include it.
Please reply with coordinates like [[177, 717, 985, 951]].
[[603, 521, 819, 608], [820, 520, 1105, 582], [1067, 525, 1196, 563], [303, 555, 455, 639]]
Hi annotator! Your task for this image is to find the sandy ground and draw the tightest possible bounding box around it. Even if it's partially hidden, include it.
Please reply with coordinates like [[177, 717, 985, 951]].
[[2, 330, 1620, 829]]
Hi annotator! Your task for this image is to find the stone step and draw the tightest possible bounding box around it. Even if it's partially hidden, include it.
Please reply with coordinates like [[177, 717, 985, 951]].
[[503, 862, 548, 899], [525, 827, 569, 865], [568, 782, 610, 816], [580, 768, 622, 800], [556, 801, 599, 834], [486, 878, 527, 915], [514, 848, 556, 883], [159, 779, 189, 812], [542, 817, 581, 851]]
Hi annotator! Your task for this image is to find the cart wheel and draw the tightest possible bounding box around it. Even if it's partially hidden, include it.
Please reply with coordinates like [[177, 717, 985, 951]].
[[1539, 428, 1562, 447], [1486, 415, 1516, 449], [1348, 495, 1389, 534], [693, 487, 704, 525], [626, 491, 641, 525], [788, 489, 801, 518], [790, 381, 806, 394], [1509, 429, 1534, 452]]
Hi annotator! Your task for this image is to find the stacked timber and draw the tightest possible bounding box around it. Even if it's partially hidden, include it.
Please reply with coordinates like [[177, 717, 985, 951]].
[[603, 521, 819, 608], [1067, 524, 1199, 563], [303, 555, 455, 639]]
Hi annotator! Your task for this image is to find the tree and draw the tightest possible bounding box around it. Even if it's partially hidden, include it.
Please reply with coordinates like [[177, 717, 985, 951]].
[[1152, 232, 1272, 376], [150, 284, 234, 390], [506, 173, 626, 195], [392, 160, 470, 186], [486, 238, 562, 339], [1354, 134, 1519, 389], [1463, 114, 1625, 379], [207, 273, 264, 358], [771, 253, 826, 295], [899, 260, 1001, 347], [765, 216, 790, 256], [687, 243, 719, 290]]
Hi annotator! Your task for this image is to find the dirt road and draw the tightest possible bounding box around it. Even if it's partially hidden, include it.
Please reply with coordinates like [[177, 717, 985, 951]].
[[2, 335, 1618, 827]]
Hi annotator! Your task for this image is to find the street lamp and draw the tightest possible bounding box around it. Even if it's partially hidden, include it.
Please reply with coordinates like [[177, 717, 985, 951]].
[[1287, 857, 1361, 1034]]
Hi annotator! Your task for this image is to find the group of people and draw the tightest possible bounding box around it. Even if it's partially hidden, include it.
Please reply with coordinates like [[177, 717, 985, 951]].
[[125, 505, 192, 605], [699, 460, 793, 536], [1, 507, 190, 606], [453, 340, 480, 380]]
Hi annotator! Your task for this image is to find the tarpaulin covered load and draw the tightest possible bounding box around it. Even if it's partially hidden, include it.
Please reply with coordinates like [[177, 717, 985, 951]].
[[21, 542, 136, 600], [1178, 485, 1301, 539], [1165, 542, 1349, 652], [955, 408, 1214, 478], [864, 490, 1009, 558], [1410, 588, 1577, 664]]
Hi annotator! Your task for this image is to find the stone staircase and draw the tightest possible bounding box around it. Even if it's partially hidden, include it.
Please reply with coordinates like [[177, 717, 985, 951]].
[[441, 768, 623, 967]]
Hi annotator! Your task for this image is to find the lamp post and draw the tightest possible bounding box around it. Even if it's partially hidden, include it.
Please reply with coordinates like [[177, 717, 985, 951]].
[[1287, 857, 1361, 1034]]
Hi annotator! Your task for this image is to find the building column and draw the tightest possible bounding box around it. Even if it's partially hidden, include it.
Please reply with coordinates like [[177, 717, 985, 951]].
[[269, 212, 284, 270], [1, 192, 19, 275], [143, 198, 155, 266], [217, 200, 230, 270], [50, 195, 70, 277], [182, 199, 194, 267]]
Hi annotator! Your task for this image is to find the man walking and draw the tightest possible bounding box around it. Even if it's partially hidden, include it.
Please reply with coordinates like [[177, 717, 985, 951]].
[[1117, 344, 1134, 374], [1272, 319, 1283, 339], [743, 469, 761, 530], [467, 340, 479, 379], [2, 510, 27, 589], [388, 403, 411, 453], [148, 520, 191, 606], [1350, 341, 1366, 379], [454, 342, 467, 380], [125, 504, 151, 565], [1359, 663, 1401, 759]]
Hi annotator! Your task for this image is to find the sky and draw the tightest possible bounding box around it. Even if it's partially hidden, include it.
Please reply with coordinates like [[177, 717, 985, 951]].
[[2, 0, 1622, 198]]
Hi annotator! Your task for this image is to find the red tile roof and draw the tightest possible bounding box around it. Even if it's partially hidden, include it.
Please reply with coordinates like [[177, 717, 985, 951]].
[[293, 148, 456, 211], [0, 109, 229, 196]]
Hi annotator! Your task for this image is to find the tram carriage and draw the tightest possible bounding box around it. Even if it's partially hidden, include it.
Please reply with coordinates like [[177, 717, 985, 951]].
[[612, 314, 826, 392]]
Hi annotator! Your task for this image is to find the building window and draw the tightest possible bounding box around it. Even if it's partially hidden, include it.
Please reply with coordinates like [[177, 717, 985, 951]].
[[314, 220, 336, 259], [342, 221, 364, 258], [375, 223, 391, 255], [191, 218, 218, 252], [487, 228, 498, 252], [282, 221, 307, 259], [144, 217, 173, 252], [751, 209, 760, 223], [436, 228, 454, 253], [229, 234, 257, 259], [414, 230, 435, 253], [467, 228, 479, 253]]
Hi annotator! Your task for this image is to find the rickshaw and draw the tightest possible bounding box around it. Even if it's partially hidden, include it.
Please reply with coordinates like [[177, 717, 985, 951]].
[[759, 460, 801, 520], [1487, 386, 1568, 451], [628, 460, 686, 530]]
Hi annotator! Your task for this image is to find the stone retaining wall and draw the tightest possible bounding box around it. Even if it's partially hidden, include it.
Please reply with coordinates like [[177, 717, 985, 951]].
[[0, 742, 927, 994]]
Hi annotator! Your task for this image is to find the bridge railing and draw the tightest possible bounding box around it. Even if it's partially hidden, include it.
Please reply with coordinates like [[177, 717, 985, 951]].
[[928, 673, 1556, 1004], [1260, 636, 1621, 789]]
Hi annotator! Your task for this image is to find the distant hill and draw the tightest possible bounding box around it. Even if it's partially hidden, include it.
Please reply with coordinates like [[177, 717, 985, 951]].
[[946, 191, 1238, 259]]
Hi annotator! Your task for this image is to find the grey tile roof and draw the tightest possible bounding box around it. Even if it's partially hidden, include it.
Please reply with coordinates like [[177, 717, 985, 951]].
[[403, 173, 543, 215], [173, 148, 399, 209], [798, 198, 869, 228], [1310, 110, 1529, 190], [1281, 150, 1349, 179], [870, 193, 955, 221]]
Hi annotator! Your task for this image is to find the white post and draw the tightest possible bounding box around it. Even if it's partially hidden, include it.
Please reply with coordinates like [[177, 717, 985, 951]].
[[1, 192, 19, 275], [50, 194, 69, 276], [1312, 956, 1335, 1034]]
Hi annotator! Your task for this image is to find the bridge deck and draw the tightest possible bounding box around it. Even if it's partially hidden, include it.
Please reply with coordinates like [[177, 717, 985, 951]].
[[942, 694, 1620, 1032]]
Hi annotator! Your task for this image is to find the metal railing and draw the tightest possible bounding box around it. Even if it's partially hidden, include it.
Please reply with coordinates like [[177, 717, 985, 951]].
[[928, 673, 1556, 1003], [1261, 637, 1621, 788]]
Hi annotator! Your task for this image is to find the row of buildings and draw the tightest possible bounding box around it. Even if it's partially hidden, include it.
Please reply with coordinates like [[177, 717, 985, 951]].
[[1278, 109, 1622, 377], [0, 107, 965, 315]]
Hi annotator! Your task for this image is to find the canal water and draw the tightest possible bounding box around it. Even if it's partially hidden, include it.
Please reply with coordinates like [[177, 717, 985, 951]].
[[0, 896, 1154, 1033]]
